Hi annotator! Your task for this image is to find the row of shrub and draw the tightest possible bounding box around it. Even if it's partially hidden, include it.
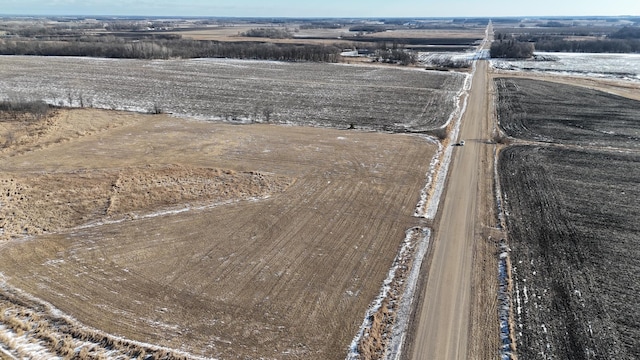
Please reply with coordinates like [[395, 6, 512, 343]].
[[0, 100, 51, 120]]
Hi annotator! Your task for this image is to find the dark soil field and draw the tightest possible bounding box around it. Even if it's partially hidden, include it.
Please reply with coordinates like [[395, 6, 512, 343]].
[[499, 146, 640, 359], [496, 78, 640, 359], [494, 77, 640, 149]]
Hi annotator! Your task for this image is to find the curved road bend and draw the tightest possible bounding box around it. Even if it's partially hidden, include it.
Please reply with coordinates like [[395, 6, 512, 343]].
[[410, 43, 492, 359]]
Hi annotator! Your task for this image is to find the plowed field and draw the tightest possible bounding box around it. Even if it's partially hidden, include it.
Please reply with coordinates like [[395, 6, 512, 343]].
[[494, 77, 640, 148], [496, 78, 640, 359], [0, 108, 436, 359]]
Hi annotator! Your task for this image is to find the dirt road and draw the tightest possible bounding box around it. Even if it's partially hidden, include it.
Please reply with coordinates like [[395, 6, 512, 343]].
[[410, 59, 492, 360]]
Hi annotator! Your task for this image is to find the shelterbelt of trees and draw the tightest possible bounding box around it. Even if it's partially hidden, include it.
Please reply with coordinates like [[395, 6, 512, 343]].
[[491, 26, 640, 57], [0, 36, 342, 62], [0, 36, 419, 64], [533, 38, 640, 53]]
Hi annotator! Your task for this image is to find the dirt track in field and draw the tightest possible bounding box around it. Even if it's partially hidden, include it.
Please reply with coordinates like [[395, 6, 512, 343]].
[[0, 108, 436, 359]]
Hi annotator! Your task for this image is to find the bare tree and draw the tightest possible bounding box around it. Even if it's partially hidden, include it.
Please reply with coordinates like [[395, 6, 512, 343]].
[[262, 105, 274, 122], [67, 90, 73, 107], [151, 103, 163, 114]]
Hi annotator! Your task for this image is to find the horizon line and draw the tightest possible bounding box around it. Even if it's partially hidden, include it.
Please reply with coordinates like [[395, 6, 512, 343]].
[[1, 14, 638, 19]]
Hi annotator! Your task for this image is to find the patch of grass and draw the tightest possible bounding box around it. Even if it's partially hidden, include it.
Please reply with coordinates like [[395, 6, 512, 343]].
[[0, 100, 50, 121]]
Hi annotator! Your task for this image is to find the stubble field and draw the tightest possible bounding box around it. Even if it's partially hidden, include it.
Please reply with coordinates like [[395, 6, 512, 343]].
[[0, 56, 465, 132], [168, 25, 485, 51], [495, 77, 640, 359], [0, 104, 437, 359]]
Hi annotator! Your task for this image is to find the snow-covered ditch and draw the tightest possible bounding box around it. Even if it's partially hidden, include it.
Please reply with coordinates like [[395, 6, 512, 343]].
[[498, 241, 516, 360], [0, 323, 55, 360], [348, 60, 477, 360], [384, 228, 431, 360], [415, 65, 474, 219], [346, 227, 431, 360]]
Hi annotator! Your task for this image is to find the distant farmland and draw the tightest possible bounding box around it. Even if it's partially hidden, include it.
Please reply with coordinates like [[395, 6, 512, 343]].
[[0, 56, 466, 132], [0, 52, 462, 358], [496, 78, 640, 359], [0, 111, 437, 359]]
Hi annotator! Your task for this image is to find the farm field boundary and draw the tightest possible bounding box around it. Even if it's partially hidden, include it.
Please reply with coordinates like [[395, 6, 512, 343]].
[[0, 107, 440, 359], [0, 56, 465, 133], [495, 77, 640, 359]]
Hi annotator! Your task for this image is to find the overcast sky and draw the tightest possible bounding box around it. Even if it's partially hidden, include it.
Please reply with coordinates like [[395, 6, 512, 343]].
[[2, 0, 639, 18]]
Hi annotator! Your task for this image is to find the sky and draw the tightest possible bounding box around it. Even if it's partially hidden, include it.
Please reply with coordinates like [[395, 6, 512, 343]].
[[1, 0, 639, 18]]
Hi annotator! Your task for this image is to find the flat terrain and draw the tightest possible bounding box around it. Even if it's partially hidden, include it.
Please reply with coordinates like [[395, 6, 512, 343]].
[[409, 60, 500, 359], [494, 77, 640, 148], [169, 26, 484, 47], [490, 70, 640, 102], [496, 78, 640, 359], [408, 22, 501, 360], [0, 108, 437, 359], [167, 25, 352, 44], [0, 56, 465, 132]]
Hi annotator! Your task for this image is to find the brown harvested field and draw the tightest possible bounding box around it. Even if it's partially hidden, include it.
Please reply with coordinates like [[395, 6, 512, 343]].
[[168, 25, 352, 45], [169, 26, 484, 45], [0, 108, 436, 359], [360, 29, 485, 40]]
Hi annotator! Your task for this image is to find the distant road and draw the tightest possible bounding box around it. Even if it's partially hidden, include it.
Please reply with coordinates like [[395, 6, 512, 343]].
[[410, 26, 492, 360]]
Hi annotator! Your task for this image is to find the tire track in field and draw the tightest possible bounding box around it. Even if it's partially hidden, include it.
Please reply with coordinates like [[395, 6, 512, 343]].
[[0, 123, 435, 359]]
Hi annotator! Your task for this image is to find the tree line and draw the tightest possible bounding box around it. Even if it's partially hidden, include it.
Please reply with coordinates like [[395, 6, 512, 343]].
[[374, 48, 417, 65], [493, 26, 640, 54], [533, 38, 640, 53], [240, 27, 293, 39], [0, 38, 341, 62], [608, 26, 640, 39], [490, 39, 535, 58]]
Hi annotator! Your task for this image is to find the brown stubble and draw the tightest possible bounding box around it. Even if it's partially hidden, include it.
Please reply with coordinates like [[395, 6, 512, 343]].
[[0, 108, 435, 359]]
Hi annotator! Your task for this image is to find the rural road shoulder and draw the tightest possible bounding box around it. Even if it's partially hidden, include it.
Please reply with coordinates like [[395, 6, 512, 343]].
[[410, 59, 490, 360]]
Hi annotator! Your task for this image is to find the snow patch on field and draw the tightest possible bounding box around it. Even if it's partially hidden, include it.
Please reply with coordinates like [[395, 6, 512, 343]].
[[0, 324, 57, 360], [0, 278, 213, 360], [491, 52, 640, 82], [74, 196, 267, 231]]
